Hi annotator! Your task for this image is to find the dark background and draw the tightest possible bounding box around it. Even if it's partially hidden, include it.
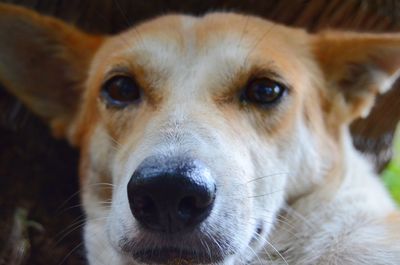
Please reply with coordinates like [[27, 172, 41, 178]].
[[0, 0, 399, 264]]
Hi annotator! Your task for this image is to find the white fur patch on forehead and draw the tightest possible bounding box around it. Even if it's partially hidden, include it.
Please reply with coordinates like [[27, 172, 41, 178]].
[[117, 20, 249, 67], [97, 15, 255, 96]]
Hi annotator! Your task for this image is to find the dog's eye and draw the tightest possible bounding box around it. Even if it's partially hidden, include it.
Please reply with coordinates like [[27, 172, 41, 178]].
[[242, 78, 286, 105], [101, 76, 141, 107]]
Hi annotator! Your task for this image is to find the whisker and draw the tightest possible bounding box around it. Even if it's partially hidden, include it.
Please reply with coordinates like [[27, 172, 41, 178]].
[[216, 172, 289, 189], [54, 214, 87, 241], [58, 241, 84, 265], [220, 188, 283, 199], [56, 182, 114, 213], [58, 200, 112, 216], [54, 215, 110, 247], [263, 239, 289, 265], [282, 204, 316, 230], [55, 221, 87, 246], [251, 233, 278, 264], [250, 234, 274, 265], [247, 189, 283, 199], [245, 243, 263, 265], [241, 172, 289, 185]]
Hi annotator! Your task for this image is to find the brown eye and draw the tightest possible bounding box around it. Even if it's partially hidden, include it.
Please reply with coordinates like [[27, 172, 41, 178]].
[[101, 76, 141, 107], [242, 78, 287, 106]]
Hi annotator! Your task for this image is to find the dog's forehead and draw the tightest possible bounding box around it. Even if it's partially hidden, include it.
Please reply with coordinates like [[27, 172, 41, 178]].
[[91, 13, 311, 96]]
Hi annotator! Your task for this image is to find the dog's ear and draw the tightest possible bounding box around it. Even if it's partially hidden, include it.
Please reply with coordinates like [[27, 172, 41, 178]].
[[0, 4, 103, 138], [313, 31, 400, 125]]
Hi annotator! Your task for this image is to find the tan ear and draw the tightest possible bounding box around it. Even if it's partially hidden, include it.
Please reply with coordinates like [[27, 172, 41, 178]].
[[0, 3, 103, 138], [313, 31, 400, 124]]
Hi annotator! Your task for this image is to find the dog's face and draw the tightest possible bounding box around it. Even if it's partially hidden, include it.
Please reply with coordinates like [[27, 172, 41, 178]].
[[1, 4, 400, 265], [79, 14, 328, 264]]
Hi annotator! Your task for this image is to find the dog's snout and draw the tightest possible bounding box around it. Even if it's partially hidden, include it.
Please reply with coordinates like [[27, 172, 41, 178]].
[[127, 156, 216, 233]]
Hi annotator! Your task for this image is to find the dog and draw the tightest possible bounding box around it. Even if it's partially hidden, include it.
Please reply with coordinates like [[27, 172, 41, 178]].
[[0, 3, 399, 265]]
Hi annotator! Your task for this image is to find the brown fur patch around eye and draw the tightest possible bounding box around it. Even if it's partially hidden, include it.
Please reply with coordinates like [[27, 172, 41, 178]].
[[213, 60, 291, 107], [100, 62, 163, 106], [215, 90, 298, 140]]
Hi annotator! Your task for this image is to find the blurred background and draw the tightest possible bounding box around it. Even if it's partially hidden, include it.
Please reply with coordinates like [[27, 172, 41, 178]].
[[0, 0, 399, 264], [382, 128, 400, 203]]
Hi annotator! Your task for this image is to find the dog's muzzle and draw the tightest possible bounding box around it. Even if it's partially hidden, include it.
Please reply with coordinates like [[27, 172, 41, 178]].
[[126, 156, 220, 264]]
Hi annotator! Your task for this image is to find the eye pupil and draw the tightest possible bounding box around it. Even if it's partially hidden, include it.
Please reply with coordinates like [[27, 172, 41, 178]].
[[102, 76, 141, 107], [244, 78, 286, 105]]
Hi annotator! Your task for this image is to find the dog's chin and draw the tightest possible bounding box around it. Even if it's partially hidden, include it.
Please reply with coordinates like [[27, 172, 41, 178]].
[[117, 222, 267, 265], [121, 238, 231, 265], [117, 229, 238, 265], [131, 247, 224, 265]]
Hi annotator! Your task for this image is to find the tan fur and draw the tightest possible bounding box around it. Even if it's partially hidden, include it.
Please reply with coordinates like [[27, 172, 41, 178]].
[[0, 3, 399, 265]]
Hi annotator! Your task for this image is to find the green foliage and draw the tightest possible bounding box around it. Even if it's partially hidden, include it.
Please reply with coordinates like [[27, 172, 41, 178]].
[[382, 129, 400, 205]]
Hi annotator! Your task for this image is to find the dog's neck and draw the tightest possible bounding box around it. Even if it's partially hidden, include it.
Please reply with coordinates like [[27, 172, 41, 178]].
[[265, 129, 397, 264]]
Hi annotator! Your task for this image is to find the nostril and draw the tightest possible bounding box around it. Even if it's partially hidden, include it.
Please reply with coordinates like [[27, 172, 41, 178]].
[[177, 192, 215, 225], [130, 195, 162, 230], [132, 195, 156, 217], [178, 196, 197, 220]]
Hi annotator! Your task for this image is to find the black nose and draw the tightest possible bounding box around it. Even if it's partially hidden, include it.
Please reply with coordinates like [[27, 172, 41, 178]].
[[127, 156, 216, 234]]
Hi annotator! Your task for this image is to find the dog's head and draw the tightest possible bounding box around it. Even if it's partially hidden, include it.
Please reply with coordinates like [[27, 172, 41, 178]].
[[1, 4, 400, 265]]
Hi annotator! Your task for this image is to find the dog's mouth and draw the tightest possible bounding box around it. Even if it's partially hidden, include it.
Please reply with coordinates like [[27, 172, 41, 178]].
[[124, 222, 265, 265], [132, 247, 224, 265], [120, 229, 234, 265]]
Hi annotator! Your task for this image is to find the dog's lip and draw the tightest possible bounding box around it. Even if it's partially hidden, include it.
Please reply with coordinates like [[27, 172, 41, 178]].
[[132, 247, 224, 265]]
